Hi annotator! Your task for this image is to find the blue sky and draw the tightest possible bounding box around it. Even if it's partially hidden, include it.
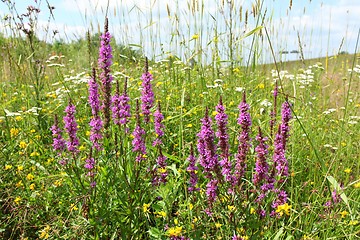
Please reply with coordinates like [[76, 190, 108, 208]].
[[1, 0, 359, 63]]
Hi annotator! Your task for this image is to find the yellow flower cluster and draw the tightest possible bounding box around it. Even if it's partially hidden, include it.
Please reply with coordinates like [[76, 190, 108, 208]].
[[275, 202, 291, 216], [167, 226, 182, 237]]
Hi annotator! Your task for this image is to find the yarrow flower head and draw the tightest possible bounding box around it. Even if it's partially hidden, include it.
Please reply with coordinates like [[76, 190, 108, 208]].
[[112, 79, 131, 126], [50, 114, 66, 152], [140, 57, 154, 123], [63, 100, 79, 153]]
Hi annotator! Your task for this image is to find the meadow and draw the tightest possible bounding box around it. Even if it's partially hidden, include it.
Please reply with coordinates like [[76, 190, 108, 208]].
[[0, 0, 359, 239]]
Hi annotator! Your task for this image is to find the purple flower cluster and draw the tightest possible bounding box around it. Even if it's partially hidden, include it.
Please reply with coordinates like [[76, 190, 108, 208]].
[[88, 68, 103, 150], [98, 18, 114, 130], [197, 108, 219, 177], [153, 102, 165, 146], [152, 149, 168, 185], [233, 92, 252, 190], [132, 100, 147, 162], [140, 58, 154, 123], [215, 97, 232, 182], [253, 128, 270, 187], [273, 100, 292, 182], [186, 145, 199, 192], [50, 114, 66, 152], [63, 101, 79, 153], [84, 157, 96, 188], [88, 68, 101, 116], [112, 79, 131, 126], [270, 190, 288, 217]]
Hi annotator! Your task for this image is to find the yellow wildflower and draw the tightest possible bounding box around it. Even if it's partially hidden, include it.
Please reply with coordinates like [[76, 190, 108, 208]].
[[35, 135, 41, 140], [39, 225, 50, 239], [19, 141, 27, 149], [174, 218, 179, 225], [167, 226, 182, 237], [54, 180, 62, 187], [158, 168, 167, 174], [5, 164, 12, 170], [186, 123, 193, 128], [189, 203, 193, 211], [340, 210, 349, 218], [191, 34, 199, 40], [215, 222, 222, 228], [349, 220, 359, 226], [250, 207, 256, 215], [14, 196, 21, 205], [276, 202, 291, 216], [26, 173, 35, 181], [30, 151, 40, 157], [29, 183, 35, 190], [10, 128, 20, 138], [79, 145, 86, 151], [143, 203, 151, 213], [354, 182, 360, 188], [70, 204, 78, 211], [227, 205, 236, 211], [16, 180, 23, 188], [257, 83, 265, 89], [155, 211, 167, 218], [30, 129, 36, 133], [15, 116, 23, 121], [344, 168, 352, 174]]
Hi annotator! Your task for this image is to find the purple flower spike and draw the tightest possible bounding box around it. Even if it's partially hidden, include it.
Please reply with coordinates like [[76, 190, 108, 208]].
[[187, 145, 200, 192], [89, 116, 103, 151], [140, 58, 154, 123], [50, 114, 66, 153], [88, 68, 103, 150], [112, 78, 131, 126], [132, 100, 147, 162], [233, 92, 252, 190], [88, 68, 101, 116], [98, 18, 114, 130], [152, 148, 168, 185], [63, 100, 79, 153], [253, 127, 270, 187], [153, 101, 165, 146], [215, 96, 232, 182], [197, 107, 218, 177]]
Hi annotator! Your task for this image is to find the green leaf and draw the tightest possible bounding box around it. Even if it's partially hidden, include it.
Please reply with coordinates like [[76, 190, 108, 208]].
[[239, 26, 263, 41], [273, 227, 284, 240], [326, 175, 352, 215], [148, 227, 162, 239]]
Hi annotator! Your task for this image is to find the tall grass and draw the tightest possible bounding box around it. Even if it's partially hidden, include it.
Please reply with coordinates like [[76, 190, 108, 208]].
[[1, 0, 359, 239]]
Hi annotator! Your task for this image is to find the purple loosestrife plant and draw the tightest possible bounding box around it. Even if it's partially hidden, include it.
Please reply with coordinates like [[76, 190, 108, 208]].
[[186, 144, 200, 192], [232, 92, 252, 191], [50, 114, 66, 153], [98, 18, 113, 130], [153, 101, 165, 146], [215, 96, 232, 182], [63, 100, 79, 153], [197, 107, 219, 178], [253, 127, 270, 187], [112, 79, 131, 127], [88, 68, 101, 116], [152, 148, 168, 185], [132, 100, 147, 162], [84, 149, 96, 188], [140, 58, 154, 123], [88, 68, 103, 150], [273, 100, 292, 182]]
